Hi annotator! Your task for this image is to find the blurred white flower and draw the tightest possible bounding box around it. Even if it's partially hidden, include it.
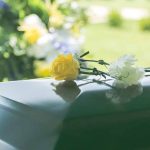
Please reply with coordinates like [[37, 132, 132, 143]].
[[64, 17, 75, 29], [71, 1, 79, 10], [109, 55, 145, 88], [57, 0, 66, 5], [50, 29, 83, 55], [18, 14, 47, 44], [27, 33, 58, 59], [18, 14, 47, 31], [26, 28, 83, 60]]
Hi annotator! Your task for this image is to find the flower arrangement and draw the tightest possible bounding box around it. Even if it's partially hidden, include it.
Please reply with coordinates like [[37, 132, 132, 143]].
[[0, 0, 87, 81], [49, 51, 149, 89], [18, 0, 87, 78], [18, 0, 87, 55]]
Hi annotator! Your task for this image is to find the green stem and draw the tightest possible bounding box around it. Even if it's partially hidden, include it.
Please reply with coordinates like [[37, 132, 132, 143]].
[[80, 51, 89, 58], [79, 71, 95, 75], [80, 67, 94, 70], [79, 59, 99, 63], [145, 68, 150, 72], [80, 67, 110, 76], [79, 59, 109, 65]]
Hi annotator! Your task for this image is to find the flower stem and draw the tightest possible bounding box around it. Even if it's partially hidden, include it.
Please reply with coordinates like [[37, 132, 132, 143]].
[[79, 59, 109, 65], [80, 51, 89, 58], [79, 71, 95, 75], [80, 67, 94, 70], [80, 67, 110, 76], [145, 68, 150, 72], [93, 79, 116, 89]]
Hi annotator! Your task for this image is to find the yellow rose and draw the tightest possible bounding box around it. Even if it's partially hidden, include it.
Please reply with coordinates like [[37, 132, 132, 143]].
[[50, 54, 79, 80]]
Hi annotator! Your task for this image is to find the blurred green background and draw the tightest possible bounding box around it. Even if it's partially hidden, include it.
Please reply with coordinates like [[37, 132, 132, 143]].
[[82, 0, 150, 67]]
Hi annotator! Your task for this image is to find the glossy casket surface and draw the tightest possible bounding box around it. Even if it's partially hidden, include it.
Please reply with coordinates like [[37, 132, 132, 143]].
[[0, 77, 150, 150]]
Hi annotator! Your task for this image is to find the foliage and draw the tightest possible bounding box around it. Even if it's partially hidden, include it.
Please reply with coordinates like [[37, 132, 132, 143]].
[[108, 10, 123, 27], [139, 17, 150, 31], [0, 38, 35, 81], [6, 0, 49, 23]]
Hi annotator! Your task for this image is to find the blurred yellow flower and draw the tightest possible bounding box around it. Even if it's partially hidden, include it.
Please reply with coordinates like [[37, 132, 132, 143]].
[[50, 54, 79, 80], [24, 27, 44, 44], [71, 24, 81, 37], [34, 61, 50, 77], [48, 3, 64, 27]]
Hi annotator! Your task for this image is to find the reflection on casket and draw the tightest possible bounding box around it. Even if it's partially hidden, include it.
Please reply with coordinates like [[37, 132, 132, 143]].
[[0, 77, 149, 150]]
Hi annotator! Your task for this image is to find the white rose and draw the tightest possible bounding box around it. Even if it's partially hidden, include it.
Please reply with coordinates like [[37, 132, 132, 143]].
[[109, 55, 145, 88]]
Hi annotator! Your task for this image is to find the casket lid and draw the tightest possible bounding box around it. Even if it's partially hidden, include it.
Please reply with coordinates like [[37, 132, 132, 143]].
[[0, 76, 150, 150]]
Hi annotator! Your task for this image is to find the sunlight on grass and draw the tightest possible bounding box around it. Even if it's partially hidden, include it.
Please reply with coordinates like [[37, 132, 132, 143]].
[[84, 22, 150, 67], [80, 0, 150, 9]]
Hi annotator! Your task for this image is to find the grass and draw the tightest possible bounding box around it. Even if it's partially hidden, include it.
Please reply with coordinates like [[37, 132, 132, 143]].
[[80, 0, 150, 10], [83, 21, 150, 67]]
